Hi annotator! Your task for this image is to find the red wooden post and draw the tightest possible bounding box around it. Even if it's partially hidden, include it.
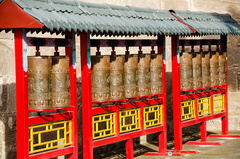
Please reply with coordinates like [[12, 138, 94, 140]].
[[140, 101, 145, 132], [14, 28, 29, 158], [221, 35, 228, 135], [158, 35, 167, 153], [80, 32, 94, 159], [171, 35, 182, 152], [125, 138, 134, 159], [65, 31, 78, 159], [200, 122, 207, 142]]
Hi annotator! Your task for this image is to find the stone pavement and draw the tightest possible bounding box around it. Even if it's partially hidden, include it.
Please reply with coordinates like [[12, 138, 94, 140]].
[[95, 131, 240, 159]]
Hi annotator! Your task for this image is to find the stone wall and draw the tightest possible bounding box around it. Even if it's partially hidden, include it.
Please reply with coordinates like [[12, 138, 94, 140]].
[[1, 0, 240, 158], [0, 32, 16, 159]]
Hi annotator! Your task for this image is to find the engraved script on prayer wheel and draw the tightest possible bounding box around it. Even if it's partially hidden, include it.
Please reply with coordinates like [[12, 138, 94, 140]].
[[28, 56, 51, 110], [124, 55, 138, 98], [51, 56, 70, 108], [218, 52, 227, 85], [150, 54, 162, 94], [210, 52, 219, 86], [180, 52, 193, 91], [137, 54, 151, 96], [202, 52, 211, 87], [110, 55, 124, 100], [192, 52, 202, 89], [91, 55, 110, 101]]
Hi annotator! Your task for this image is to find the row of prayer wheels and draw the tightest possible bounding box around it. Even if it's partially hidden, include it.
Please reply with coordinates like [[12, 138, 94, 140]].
[[180, 51, 226, 91], [28, 56, 70, 110], [91, 54, 163, 102]]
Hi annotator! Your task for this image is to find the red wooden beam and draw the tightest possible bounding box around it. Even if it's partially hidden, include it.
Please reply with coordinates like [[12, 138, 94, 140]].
[[28, 112, 72, 125], [0, 0, 43, 28], [29, 146, 74, 159], [92, 98, 163, 115]]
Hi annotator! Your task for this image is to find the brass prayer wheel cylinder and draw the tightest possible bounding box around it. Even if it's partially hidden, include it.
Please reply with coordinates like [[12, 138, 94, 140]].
[[192, 52, 202, 89], [202, 52, 211, 87], [218, 52, 227, 85], [51, 56, 70, 108], [28, 56, 51, 110], [124, 54, 138, 98], [150, 54, 162, 94], [137, 54, 151, 96], [110, 55, 124, 100], [91, 55, 110, 101], [180, 52, 193, 91], [210, 52, 219, 86]]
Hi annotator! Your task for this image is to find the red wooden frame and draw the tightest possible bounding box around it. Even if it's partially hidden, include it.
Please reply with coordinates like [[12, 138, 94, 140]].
[[80, 33, 168, 158], [0, 0, 43, 28], [171, 35, 240, 155], [14, 29, 78, 158]]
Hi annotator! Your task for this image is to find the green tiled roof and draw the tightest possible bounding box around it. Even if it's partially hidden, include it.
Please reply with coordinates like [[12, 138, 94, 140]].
[[12, 0, 240, 36], [171, 10, 240, 35], [12, 0, 191, 35]]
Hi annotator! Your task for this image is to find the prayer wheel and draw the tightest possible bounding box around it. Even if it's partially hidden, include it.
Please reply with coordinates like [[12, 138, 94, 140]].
[[28, 56, 51, 110], [202, 52, 211, 88], [150, 54, 162, 94], [137, 54, 151, 96], [192, 52, 202, 89], [124, 54, 138, 98], [51, 56, 70, 108], [219, 52, 227, 85], [91, 55, 110, 101], [110, 55, 124, 100], [180, 52, 193, 91], [210, 52, 219, 86]]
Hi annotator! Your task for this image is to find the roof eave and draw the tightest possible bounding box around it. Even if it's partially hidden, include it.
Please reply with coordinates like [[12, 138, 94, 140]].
[[0, 0, 44, 29]]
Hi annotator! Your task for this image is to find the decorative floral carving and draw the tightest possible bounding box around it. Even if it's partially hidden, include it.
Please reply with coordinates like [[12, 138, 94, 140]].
[[210, 52, 219, 86], [150, 54, 162, 94], [91, 55, 110, 101], [180, 52, 193, 90], [202, 52, 211, 87], [51, 56, 70, 108], [28, 56, 51, 110], [137, 54, 150, 96], [124, 55, 138, 97]]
